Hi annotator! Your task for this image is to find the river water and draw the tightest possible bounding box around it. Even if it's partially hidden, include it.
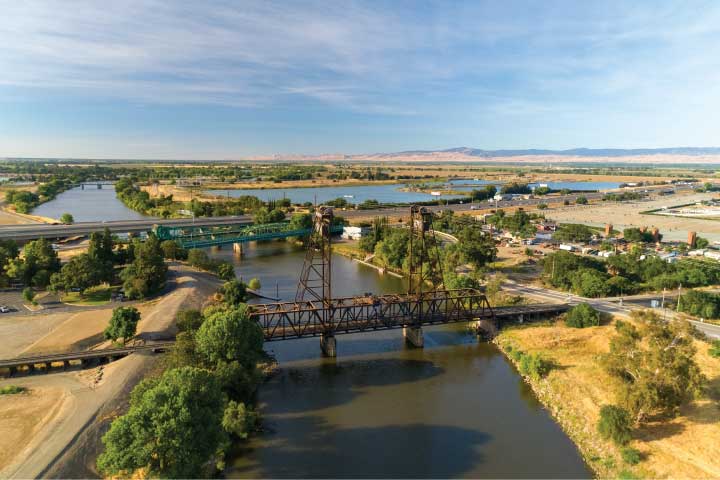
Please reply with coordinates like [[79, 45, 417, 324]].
[[207, 242, 591, 478], [31, 184, 152, 222]]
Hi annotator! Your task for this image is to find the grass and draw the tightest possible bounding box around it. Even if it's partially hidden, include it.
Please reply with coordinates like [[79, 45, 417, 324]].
[[0, 385, 26, 395], [61, 285, 117, 306], [496, 318, 720, 479]]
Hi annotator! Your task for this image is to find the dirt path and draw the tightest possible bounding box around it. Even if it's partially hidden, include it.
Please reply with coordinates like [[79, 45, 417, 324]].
[[0, 265, 220, 478]]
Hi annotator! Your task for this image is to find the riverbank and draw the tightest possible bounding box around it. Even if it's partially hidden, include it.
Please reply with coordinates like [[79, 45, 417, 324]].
[[495, 318, 720, 479]]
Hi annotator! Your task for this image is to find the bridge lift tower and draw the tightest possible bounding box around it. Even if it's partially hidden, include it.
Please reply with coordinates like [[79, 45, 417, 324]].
[[295, 206, 337, 356]]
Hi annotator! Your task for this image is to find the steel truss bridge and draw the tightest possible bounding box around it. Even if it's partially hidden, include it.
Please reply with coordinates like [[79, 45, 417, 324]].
[[154, 221, 344, 248], [250, 290, 569, 341]]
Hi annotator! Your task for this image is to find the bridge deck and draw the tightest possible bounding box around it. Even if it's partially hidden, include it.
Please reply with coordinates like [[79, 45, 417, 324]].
[[251, 289, 569, 341], [0, 342, 174, 370]]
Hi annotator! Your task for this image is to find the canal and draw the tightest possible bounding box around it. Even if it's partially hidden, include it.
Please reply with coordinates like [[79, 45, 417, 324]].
[[207, 242, 591, 478]]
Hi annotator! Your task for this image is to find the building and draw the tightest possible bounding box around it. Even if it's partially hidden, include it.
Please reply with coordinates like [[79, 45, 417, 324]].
[[342, 226, 370, 240]]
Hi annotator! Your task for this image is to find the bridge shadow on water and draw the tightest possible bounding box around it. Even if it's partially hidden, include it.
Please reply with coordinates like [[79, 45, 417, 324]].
[[265, 357, 444, 414], [227, 418, 491, 478]]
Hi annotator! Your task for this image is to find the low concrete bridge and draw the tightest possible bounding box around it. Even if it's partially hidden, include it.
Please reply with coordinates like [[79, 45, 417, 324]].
[[0, 342, 174, 376]]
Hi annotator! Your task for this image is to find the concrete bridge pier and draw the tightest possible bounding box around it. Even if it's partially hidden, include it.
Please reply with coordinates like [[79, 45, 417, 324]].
[[403, 325, 424, 348], [233, 242, 244, 256], [320, 333, 337, 357], [474, 319, 498, 339]]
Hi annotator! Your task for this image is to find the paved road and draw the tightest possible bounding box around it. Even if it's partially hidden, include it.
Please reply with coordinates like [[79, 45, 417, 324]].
[[503, 281, 720, 339]]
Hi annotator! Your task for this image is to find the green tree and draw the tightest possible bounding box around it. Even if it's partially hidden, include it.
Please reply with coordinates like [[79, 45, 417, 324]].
[[602, 311, 705, 423], [97, 367, 226, 478], [565, 302, 601, 328], [216, 262, 236, 281], [621, 447, 642, 465], [221, 279, 248, 305], [569, 268, 611, 297], [7, 238, 61, 288], [176, 309, 203, 332], [597, 405, 632, 445], [222, 400, 257, 439], [553, 224, 594, 243], [22, 287, 35, 304], [59, 212, 74, 224], [517, 352, 552, 381], [576, 196, 588, 205], [120, 235, 168, 299], [248, 278, 261, 290], [88, 228, 115, 281], [49, 254, 103, 293], [195, 305, 264, 369], [0, 239, 19, 287], [104, 306, 140, 344], [187, 248, 210, 269], [160, 240, 185, 260], [455, 227, 497, 269]]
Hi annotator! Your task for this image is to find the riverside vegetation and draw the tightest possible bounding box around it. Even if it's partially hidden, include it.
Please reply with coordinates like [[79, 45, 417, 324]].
[[498, 308, 720, 478]]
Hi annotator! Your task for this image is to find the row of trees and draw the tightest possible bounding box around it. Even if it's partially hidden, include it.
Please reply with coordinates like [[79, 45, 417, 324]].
[[98, 283, 264, 477], [5, 178, 72, 213], [543, 250, 720, 297]]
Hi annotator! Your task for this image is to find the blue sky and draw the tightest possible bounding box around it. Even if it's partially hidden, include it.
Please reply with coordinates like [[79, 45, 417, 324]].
[[1, 0, 719, 159]]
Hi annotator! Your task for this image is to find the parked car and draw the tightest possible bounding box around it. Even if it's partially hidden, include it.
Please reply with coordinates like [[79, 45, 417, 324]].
[[0, 306, 11, 313]]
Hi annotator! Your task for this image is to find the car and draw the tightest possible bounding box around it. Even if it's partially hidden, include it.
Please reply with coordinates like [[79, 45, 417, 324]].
[[0, 306, 10, 313]]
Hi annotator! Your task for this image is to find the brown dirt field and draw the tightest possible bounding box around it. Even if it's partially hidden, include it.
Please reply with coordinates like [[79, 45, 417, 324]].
[[498, 319, 720, 479], [0, 387, 68, 471]]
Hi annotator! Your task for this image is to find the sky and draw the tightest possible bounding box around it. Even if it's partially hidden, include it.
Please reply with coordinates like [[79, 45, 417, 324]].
[[1, 0, 720, 159]]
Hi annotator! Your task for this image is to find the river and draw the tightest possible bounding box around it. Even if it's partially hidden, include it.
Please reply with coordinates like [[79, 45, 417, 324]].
[[31, 184, 152, 222], [206, 242, 591, 478]]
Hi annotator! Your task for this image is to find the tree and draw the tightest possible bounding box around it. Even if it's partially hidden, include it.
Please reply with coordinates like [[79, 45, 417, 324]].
[[160, 240, 186, 260], [22, 287, 35, 305], [195, 305, 264, 369], [565, 302, 601, 328], [120, 235, 168, 299], [597, 405, 632, 445], [49, 253, 103, 293], [97, 367, 226, 478], [455, 227, 497, 269], [59, 212, 74, 224], [576, 196, 588, 205], [176, 309, 203, 332], [695, 236, 710, 249], [88, 228, 115, 282], [187, 248, 210, 269], [553, 224, 594, 243], [0, 239, 19, 287], [221, 279, 248, 305], [248, 278, 261, 290], [602, 311, 705, 423], [253, 207, 285, 224], [7, 238, 61, 288], [104, 306, 140, 345], [569, 268, 611, 297], [222, 400, 257, 439], [216, 262, 235, 281]]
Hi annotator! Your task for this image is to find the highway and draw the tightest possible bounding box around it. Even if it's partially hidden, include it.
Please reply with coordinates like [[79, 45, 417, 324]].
[[502, 280, 720, 339], [0, 182, 692, 241]]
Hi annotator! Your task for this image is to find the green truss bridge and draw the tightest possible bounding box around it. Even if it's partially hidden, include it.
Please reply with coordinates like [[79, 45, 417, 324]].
[[153, 221, 344, 248]]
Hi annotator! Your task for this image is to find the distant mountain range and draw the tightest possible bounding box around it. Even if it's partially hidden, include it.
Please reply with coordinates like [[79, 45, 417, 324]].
[[385, 147, 720, 158]]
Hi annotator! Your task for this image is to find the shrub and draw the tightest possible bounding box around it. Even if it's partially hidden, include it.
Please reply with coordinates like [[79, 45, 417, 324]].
[[710, 340, 720, 358], [22, 287, 35, 304], [248, 278, 261, 290], [176, 309, 203, 332], [621, 447, 641, 465], [565, 302, 601, 328], [537, 203, 548, 210], [509, 349, 524, 362], [0, 385, 25, 395], [597, 405, 632, 445], [518, 352, 552, 381]]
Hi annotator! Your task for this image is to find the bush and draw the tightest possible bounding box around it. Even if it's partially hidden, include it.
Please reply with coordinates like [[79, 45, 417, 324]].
[[0, 385, 25, 395], [621, 447, 642, 465], [22, 287, 35, 304], [509, 349, 524, 362], [537, 203, 548, 210], [710, 340, 720, 358], [518, 352, 552, 381], [565, 302, 601, 328], [248, 278, 261, 290], [597, 405, 632, 445]]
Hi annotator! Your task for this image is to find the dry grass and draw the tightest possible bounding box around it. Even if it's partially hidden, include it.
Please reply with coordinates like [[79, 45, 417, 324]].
[[0, 386, 68, 471], [498, 319, 720, 479]]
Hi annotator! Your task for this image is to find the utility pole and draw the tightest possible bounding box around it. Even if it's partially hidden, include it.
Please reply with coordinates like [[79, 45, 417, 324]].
[[677, 283, 682, 312]]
